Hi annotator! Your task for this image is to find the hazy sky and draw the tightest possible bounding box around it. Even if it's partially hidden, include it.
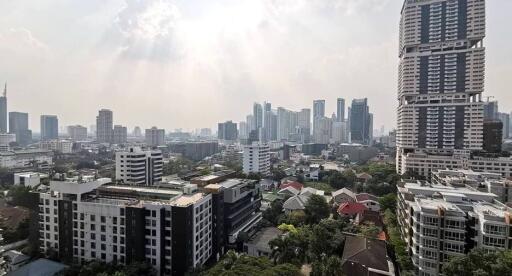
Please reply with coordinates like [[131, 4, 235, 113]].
[[0, 0, 511, 133]]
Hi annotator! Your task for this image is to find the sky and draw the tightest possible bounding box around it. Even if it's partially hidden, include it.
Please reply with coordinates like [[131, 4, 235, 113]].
[[0, 0, 511, 133]]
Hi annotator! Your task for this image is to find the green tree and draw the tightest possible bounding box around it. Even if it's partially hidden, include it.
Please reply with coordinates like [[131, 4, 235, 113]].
[[205, 251, 300, 276], [272, 169, 287, 182], [311, 255, 344, 276], [379, 193, 397, 212], [263, 199, 285, 225], [358, 222, 380, 239], [443, 249, 512, 276], [282, 210, 307, 227], [304, 195, 330, 224]]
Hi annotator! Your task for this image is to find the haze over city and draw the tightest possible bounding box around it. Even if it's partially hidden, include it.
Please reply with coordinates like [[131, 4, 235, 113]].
[[1, 0, 510, 131]]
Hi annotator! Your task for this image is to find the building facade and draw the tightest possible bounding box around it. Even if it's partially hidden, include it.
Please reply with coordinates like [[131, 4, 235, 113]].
[[67, 125, 88, 141], [145, 127, 165, 147], [96, 109, 113, 143], [38, 177, 212, 276], [113, 125, 128, 144], [9, 112, 32, 146], [115, 147, 163, 185], [217, 121, 238, 141], [397, 0, 487, 177], [243, 143, 270, 176], [350, 98, 371, 145], [0, 84, 7, 133], [397, 181, 512, 276], [41, 115, 59, 141]]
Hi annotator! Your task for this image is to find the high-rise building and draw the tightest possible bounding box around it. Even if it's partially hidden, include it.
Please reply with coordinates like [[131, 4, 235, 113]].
[[113, 125, 128, 144], [498, 112, 510, 140], [133, 126, 142, 137], [397, 0, 487, 177], [350, 98, 371, 145], [313, 100, 325, 118], [297, 108, 311, 143], [238, 121, 248, 140], [9, 111, 32, 146], [336, 98, 345, 122], [483, 101, 499, 120], [313, 116, 332, 144], [262, 102, 273, 142], [217, 121, 238, 141], [243, 143, 270, 176], [0, 83, 7, 133], [332, 121, 348, 144], [277, 107, 291, 141], [67, 125, 88, 141], [40, 115, 59, 141], [253, 103, 263, 140], [145, 127, 165, 147], [483, 120, 503, 153], [96, 109, 113, 143], [115, 146, 163, 185]]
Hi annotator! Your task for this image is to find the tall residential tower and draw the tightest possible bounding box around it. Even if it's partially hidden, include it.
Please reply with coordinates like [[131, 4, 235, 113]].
[[0, 83, 7, 133], [397, 0, 487, 178]]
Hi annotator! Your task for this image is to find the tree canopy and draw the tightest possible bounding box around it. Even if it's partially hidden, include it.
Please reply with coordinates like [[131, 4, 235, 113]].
[[204, 251, 299, 276], [443, 249, 512, 276], [304, 194, 330, 224]]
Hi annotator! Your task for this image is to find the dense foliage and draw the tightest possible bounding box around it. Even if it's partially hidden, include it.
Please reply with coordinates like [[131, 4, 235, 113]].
[[269, 219, 347, 266], [383, 209, 414, 273], [304, 194, 331, 224], [203, 251, 299, 276], [59, 261, 157, 276], [443, 249, 512, 276]]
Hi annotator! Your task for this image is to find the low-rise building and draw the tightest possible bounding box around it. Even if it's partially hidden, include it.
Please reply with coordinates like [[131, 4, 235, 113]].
[[243, 227, 281, 257], [37, 176, 212, 276], [0, 149, 53, 170], [341, 236, 395, 276], [39, 139, 74, 154], [14, 172, 41, 188]]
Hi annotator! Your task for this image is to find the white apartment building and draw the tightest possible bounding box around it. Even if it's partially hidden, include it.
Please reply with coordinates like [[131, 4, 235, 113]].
[[396, 0, 488, 177], [399, 150, 512, 179], [38, 177, 212, 276], [115, 147, 163, 185], [397, 181, 512, 276], [14, 172, 42, 188], [432, 169, 512, 204], [40, 139, 74, 154], [243, 143, 270, 176]]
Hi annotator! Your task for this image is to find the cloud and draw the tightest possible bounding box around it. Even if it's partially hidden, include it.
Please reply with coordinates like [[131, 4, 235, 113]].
[[111, 0, 184, 61]]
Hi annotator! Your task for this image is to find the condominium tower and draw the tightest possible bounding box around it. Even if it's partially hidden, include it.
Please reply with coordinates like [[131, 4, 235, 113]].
[[96, 109, 113, 143], [40, 115, 59, 141], [397, 0, 487, 178]]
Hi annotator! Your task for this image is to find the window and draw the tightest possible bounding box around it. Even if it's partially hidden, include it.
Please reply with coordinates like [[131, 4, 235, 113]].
[[90, 215, 95, 222], [485, 224, 506, 236], [101, 216, 106, 223], [445, 231, 464, 242], [444, 243, 464, 253], [446, 220, 464, 229], [483, 236, 506, 248]]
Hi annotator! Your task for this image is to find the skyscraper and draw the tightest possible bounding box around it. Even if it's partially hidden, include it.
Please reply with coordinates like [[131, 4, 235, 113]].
[[67, 125, 87, 141], [483, 101, 499, 120], [262, 102, 273, 142], [113, 125, 128, 144], [297, 108, 311, 143], [96, 109, 113, 143], [9, 112, 32, 146], [350, 98, 371, 145], [313, 100, 325, 118], [217, 121, 238, 141], [397, 0, 486, 177], [0, 83, 7, 133], [336, 98, 345, 122], [253, 103, 263, 139], [40, 115, 59, 141]]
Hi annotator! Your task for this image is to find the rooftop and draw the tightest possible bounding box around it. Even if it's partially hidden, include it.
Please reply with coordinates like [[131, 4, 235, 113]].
[[171, 193, 207, 207]]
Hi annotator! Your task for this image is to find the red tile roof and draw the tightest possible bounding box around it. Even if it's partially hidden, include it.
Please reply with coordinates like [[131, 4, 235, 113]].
[[337, 202, 368, 216], [280, 181, 304, 191]]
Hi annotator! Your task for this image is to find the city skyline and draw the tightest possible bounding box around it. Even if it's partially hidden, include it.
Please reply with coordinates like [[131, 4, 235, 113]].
[[1, 1, 511, 132]]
